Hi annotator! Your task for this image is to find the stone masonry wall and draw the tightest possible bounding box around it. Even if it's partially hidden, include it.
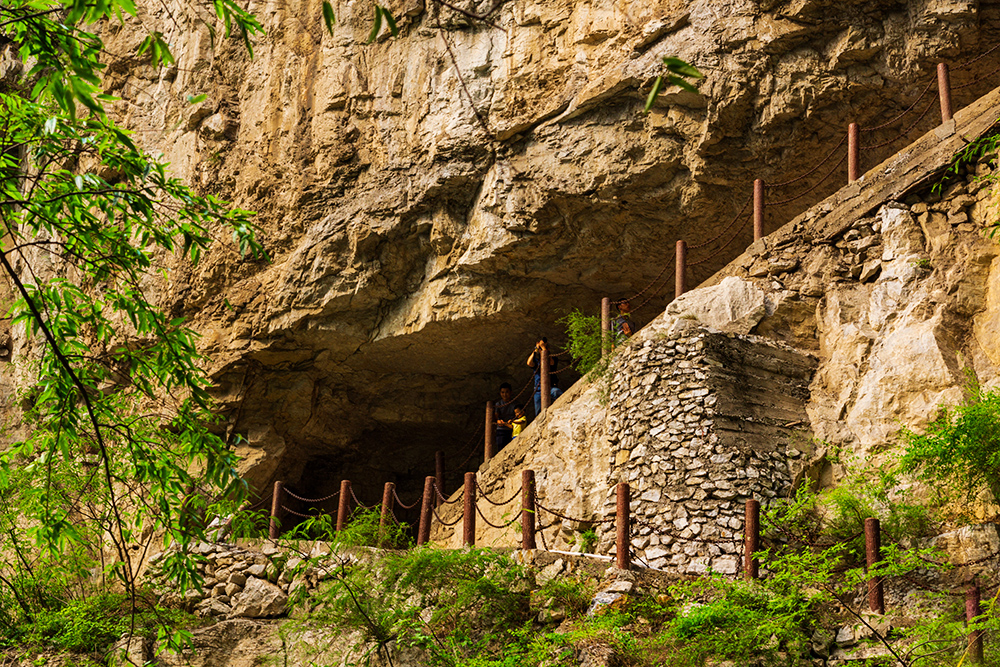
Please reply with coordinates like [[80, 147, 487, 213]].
[[598, 324, 817, 574], [433, 323, 817, 575]]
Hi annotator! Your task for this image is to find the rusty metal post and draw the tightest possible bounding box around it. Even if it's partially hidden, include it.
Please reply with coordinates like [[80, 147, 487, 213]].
[[336, 480, 351, 532], [540, 346, 552, 413], [865, 517, 885, 613], [463, 472, 476, 547], [521, 470, 536, 550], [744, 498, 760, 580], [753, 179, 765, 243], [379, 482, 394, 546], [435, 450, 445, 507], [417, 475, 434, 546], [616, 482, 630, 570], [269, 480, 283, 539], [938, 62, 953, 123], [966, 581, 984, 663], [675, 240, 687, 298], [848, 122, 860, 183], [601, 297, 611, 357], [485, 401, 496, 462]]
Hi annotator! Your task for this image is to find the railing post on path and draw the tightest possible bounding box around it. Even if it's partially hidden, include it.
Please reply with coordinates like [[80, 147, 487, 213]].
[[753, 179, 765, 243], [616, 482, 630, 570], [269, 480, 283, 539], [435, 450, 445, 507], [540, 346, 552, 412], [379, 481, 394, 545], [463, 472, 476, 547], [744, 498, 760, 580], [485, 401, 496, 462], [521, 470, 536, 550], [675, 240, 687, 298], [848, 122, 860, 183], [865, 517, 886, 613], [336, 480, 351, 532], [601, 297, 611, 358], [938, 62, 953, 123], [966, 581, 984, 664], [417, 475, 434, 546]]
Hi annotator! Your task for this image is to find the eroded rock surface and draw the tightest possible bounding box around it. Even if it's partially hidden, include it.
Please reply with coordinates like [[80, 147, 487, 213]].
[[10, 0, 993, 498]]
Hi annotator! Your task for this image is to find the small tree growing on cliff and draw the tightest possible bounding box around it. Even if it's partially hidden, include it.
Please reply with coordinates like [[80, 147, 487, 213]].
[[900, 384, 1000, 507]]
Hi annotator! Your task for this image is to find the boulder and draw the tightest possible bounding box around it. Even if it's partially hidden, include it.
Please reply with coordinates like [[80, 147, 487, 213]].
[[108, 634, 150, 667], [665, 277, 768, 334], [929, 523, 1000, 572], [230, 577, 288, 618]]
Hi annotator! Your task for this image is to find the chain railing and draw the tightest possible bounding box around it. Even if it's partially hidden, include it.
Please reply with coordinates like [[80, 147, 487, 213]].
[[262, 470, 998, 658], [618, 54, 1000, 319]]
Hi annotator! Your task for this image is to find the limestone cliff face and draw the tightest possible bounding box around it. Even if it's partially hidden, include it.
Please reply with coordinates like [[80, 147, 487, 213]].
[[10, 0, 1000, 499], [430, 86, 1000, 555]]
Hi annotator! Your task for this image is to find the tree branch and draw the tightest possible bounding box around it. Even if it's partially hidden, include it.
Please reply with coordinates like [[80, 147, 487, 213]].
[[0, 242, 135, 592]]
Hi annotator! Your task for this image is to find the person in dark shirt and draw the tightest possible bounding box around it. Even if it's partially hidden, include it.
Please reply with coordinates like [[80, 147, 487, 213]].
[[526, 337, 562, 417], [612, 300, 635, 339], [495, 382, 516, 450]]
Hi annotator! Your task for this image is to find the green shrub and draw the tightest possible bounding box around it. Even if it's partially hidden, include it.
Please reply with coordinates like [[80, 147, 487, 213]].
[[559, 309, 618, 375], [900, 386, 1000, 506], [278, 506, 411, 548], [9, 590, 198, 658], [31, 594, 132, 653], [659, 575, 815, 667], [761, 450, 936, 564], [299, 546, 536, 666], [228, 507, 270, 539], [537, 576, 594, 617], [577, 527, 598, 553], [335, 507, 412, 550], [822, 453, 936, 562]]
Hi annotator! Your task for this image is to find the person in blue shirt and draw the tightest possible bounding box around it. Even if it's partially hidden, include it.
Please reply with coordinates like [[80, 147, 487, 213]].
[[526, 337, 562, 417]]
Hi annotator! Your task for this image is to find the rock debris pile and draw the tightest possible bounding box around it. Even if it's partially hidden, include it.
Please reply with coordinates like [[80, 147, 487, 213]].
[[149, 540, 346, 620]]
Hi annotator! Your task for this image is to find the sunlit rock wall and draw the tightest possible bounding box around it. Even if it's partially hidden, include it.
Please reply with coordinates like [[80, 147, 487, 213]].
[[4, 0, 1000, 500]]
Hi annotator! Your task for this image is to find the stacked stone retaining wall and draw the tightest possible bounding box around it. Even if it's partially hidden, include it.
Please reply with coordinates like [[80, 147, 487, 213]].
[[597, 324, 817, 573]]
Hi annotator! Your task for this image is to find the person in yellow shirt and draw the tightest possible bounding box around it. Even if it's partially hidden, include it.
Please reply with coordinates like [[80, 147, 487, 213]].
[[510, 406, 528, 438]]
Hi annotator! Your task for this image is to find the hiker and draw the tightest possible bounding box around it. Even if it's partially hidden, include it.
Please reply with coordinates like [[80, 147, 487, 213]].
[[612, 299, 635, 339], [495, 382, 516, 450], [526, 337, 562, 416]]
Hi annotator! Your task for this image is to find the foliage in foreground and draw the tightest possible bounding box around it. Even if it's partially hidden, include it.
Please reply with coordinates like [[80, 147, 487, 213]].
[[0, 1, 273, 658], [1, 0, 270, 611], [0, 588, 198, 662], [285, 487, 1000, 667]]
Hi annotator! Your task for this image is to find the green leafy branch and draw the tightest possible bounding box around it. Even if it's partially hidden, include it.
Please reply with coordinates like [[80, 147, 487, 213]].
[[367, 4, 400, 42], [644, 57, 704, 113]]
